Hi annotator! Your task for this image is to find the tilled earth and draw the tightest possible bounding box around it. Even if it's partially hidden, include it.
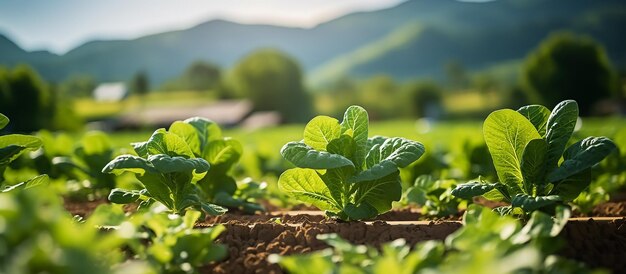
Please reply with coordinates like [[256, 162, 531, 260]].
[[63, 199, 626, 273]]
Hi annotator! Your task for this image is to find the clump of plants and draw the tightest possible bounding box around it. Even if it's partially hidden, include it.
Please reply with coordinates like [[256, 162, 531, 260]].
[[402, 175, 466, 217], [278, 106, 425, 220], [104, 117, 262, 216], [452, 100, 617, 215]]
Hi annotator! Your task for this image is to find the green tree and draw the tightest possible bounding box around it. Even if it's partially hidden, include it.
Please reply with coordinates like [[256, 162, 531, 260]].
[[131, 71, 149, 96], [184, 61, 221, 91], [521, 32, 618, 115], [231, 49, 311, 122], [4, 65, 52, 132]]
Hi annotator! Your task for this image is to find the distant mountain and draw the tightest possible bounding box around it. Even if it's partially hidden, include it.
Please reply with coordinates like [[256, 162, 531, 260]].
[[1, 0, 625, 86]]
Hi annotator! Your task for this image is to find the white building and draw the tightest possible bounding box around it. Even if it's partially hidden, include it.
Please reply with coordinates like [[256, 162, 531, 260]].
[[93, 82, 127, 102]]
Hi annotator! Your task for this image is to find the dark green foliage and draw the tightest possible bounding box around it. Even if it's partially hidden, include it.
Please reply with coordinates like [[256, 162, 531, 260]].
[[231, 49, 311, 122], [131, 70, 149, 96], [522, 32, 618, 115]]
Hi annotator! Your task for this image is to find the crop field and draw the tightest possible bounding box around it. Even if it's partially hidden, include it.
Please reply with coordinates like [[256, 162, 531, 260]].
[[2, 101, 626, 273]]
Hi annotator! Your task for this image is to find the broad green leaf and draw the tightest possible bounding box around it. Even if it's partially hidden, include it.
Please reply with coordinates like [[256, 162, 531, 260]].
[[303, 116, 341, 151], [517, 105, 551, 136], [0, 134, 42, 149], [1, 174, 49, 192], [348, 160, 397, 183], [0, 113, 8, 130], [547, 136, 616, 183], [353, 171, 402, 213], [318, 167, 352, 209], [145, 129, 194, 158], [185, 117, 222, 142], [344, 202, 378, 220], [138, 172, 175, 209], [108, 188, 146, 204], [102, 154, 157, 176], [511, 194, 561, 212], [366, 137, 425, 169], [520, 138, 548, 193], [202, 138, 242, 172], [351, 138, 424, 183], [551, 168, 591, 201], [280, 142, 354, 169], [451, 182, 499, 199], [366, 136, 388, 150], [326, 134, 355, 159], [544, 100, 578, 171], [278, 168, 341, 212], [340, 106, 369, 169], [483, 109, 541, 190], [149, 154, 209, 176], [170, 121, 203, 156], [493, 206, 513, 216]]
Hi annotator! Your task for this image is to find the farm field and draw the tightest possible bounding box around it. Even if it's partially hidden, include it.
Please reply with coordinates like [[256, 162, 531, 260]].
[[3, 101, 626, 273]]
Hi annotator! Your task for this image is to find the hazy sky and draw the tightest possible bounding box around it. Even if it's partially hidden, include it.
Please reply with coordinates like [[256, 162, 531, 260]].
[[0, 0, 404, 54]]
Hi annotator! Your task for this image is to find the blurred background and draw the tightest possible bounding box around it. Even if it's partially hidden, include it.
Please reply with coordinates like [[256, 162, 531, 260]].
[[0, 0, 625, 133]]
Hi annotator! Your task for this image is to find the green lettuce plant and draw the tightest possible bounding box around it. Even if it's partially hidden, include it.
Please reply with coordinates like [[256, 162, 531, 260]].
[[167, 117, 263, 213], [278, 106, 425, 220], [103, 127, 226, 216], [452, 100, 617, 215], [0, 113, 48, 191], [403, 175, 466, 217]]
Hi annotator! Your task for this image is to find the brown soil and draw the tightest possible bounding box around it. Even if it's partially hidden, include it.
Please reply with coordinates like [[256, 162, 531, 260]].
[[63, 197, 108, 217], [592, 201, 626, 217], [199, 211, 461, 274], [560, 218, 626, 273]]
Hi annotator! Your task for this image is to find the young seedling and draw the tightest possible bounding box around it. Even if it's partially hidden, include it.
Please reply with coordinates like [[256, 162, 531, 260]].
[[278, 106, 425, 220], [452, 100, 617, 215], [103, 128, 226, 216]]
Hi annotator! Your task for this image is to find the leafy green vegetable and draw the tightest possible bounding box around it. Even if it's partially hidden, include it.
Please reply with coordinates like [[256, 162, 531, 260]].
[[170, 117, 263, 213], [278, 106, 425, 220], [452, 100, 617, 215], [103, 128, 226, 216]]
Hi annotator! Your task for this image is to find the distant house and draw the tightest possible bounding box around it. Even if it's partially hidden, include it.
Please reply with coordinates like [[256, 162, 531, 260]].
[[93, 82, 128, 102]]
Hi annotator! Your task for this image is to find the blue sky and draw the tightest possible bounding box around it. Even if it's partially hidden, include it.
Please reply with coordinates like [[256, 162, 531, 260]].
[[0, 0, 404, 54]]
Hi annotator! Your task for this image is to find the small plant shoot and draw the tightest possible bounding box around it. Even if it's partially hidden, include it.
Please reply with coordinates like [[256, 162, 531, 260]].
[[452, 100, 617, 215], [278, 106, 425, 220]]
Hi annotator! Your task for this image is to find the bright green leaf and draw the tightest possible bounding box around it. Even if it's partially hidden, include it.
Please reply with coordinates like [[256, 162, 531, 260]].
[[108, 188, 146, 204], [344, 202, 378, 220], [303, 116, 341, 151], [102, 154, 157, 176], [278, 168, 341, 212], [483, 109, 541, 190], [353, 171, 402, 213], [340, 106, 369, 169]]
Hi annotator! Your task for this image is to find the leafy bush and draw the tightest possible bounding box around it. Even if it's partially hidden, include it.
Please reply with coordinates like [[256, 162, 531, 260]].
[[278, 106, 425, 220], [452, 100, 617, 215]]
